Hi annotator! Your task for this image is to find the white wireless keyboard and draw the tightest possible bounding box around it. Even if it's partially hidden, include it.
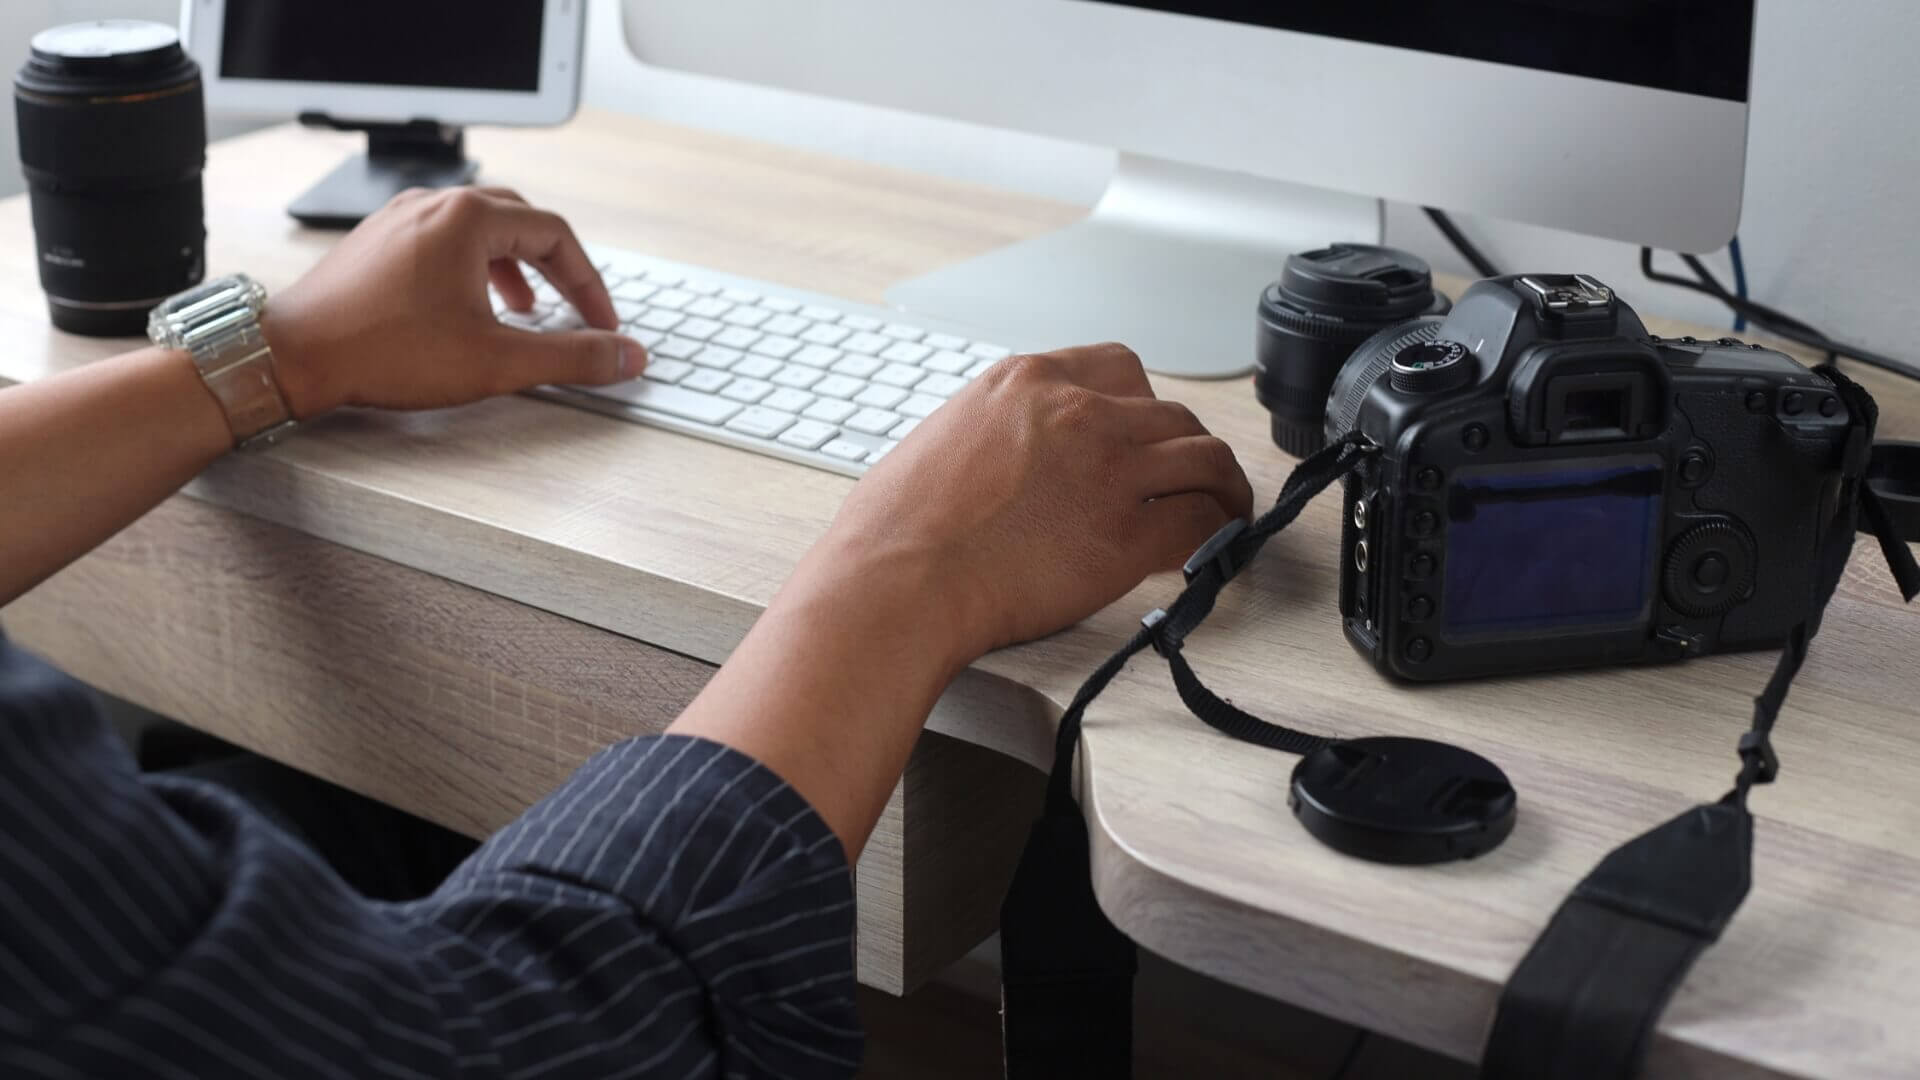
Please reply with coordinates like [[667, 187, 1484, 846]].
[[506, 245, 1020, 477]]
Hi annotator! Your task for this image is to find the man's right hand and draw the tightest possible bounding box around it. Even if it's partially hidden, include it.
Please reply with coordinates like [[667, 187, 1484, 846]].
[[806, 342, 1254, 669]]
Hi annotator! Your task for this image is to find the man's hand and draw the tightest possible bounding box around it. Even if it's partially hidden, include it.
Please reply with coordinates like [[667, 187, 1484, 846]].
[[811, 342, 1254, 667], [262, 187, 646, 418]]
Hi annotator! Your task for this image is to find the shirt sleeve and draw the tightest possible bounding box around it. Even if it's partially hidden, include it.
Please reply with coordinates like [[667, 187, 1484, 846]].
[[0, 635, 861, 1079]]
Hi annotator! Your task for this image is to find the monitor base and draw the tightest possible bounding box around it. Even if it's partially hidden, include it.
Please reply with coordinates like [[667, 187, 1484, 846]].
[[289, 116, 479, 230], [887, 153, 1381, 380]]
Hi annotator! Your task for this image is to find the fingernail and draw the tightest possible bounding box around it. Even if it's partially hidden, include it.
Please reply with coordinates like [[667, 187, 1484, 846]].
[[621, 340, 647, 379]]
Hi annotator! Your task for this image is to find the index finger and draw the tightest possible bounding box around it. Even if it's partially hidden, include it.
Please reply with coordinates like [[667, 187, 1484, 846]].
[[1030, 342, 1156, 399], [477, 200, 620, 332]]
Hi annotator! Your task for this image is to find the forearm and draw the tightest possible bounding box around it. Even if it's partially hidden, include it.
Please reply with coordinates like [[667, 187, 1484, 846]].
[[0, 346, 230, 605], [669, 533, 976, 860]]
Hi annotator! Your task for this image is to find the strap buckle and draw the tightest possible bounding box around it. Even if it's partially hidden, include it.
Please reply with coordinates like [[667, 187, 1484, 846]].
[[1141, 608, 1173, 657], [1738, 730, 1779, 785], [1182, 519, 1249, 584]]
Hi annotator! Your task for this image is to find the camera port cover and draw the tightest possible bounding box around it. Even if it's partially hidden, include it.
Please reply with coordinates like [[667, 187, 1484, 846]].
[[1289, 737, 1517, 864]]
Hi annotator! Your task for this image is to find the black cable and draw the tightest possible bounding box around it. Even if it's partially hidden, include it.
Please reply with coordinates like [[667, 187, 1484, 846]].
[[1423, 207, 1501, 278], [1327, 1029, 1370, 1080], [1640, 248, 1920, 382]]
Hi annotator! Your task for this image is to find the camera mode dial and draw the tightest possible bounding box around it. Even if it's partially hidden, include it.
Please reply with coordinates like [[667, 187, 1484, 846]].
[[1390, 340, 1474, 395], [1663, 521, 1757, 618]]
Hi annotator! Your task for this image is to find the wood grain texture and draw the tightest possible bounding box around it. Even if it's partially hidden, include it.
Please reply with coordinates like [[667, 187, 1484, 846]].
[[3, 111, 1918, 1076], [0, 494, 1036, 994]]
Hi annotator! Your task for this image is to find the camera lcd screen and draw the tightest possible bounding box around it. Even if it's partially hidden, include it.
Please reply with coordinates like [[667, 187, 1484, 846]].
[[1443, 463, 1662, 635], [221, 1, 546, 92]]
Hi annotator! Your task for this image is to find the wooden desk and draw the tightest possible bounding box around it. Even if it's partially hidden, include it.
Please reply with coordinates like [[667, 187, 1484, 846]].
[[4, 112, 1917, 1078]]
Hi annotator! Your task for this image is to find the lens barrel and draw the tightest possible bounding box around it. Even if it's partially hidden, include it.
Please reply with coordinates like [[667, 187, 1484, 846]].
[[15, 21, 207, 337], [1256, 245, 1450, 456]]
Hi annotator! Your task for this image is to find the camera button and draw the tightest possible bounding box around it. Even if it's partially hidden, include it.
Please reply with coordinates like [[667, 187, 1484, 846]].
[[1783, 391, 1807, 416], [1462, 424, 1490, 452], [1408, 553, 1437, 581], [1415, 467, 1442, 492], [1678, 450, 1711, 487], [1406, 595, 1434, 622], [1819, 396, 1841, 418], [1745, 390, 1769, 413], [1409, 511, 1439, 539], [1404, 637, 1433, 664], [1693, 554, 1730, 590]]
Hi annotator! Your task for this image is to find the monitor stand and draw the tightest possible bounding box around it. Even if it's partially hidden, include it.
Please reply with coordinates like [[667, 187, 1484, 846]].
[[289, 114, 480, 230], [886, 153, 1381, 380]]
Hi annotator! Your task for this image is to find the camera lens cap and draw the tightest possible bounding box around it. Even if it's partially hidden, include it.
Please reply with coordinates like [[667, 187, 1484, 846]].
[[1289, 737, 1516, 864]]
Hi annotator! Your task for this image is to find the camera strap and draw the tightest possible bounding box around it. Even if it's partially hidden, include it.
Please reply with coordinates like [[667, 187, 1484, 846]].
[[1000, 433, 1378, 1079], [1480, 366, 1920, 1079]]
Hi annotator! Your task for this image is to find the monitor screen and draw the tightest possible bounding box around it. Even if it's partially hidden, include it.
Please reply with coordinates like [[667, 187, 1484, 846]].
[[1442, 462, 1663, 635], [220, 0, 547, 92], [1099, 1, 1753, 102]]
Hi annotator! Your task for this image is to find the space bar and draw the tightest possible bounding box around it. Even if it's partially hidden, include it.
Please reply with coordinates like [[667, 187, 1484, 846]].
[[582, 380, 742, 425]]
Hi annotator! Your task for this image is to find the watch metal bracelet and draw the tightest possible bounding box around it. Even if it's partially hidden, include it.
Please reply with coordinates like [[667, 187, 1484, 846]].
[[149, 274, 298, 452]]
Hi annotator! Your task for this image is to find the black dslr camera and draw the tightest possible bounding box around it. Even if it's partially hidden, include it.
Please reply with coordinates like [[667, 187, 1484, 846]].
[[1326, 274, 1862, 681]]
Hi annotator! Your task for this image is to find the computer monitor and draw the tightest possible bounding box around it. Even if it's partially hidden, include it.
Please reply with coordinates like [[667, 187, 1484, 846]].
[[182, 0, 587, 228], [622, 1, 1755, 377]]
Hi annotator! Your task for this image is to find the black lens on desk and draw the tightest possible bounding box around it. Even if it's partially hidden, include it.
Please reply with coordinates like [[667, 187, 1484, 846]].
[[1256, 245, 1450, 457], [15, 21, 207, 337]]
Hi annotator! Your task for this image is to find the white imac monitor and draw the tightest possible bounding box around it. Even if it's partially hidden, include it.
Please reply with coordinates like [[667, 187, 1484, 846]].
[[182, 0, 587, 228], [623, 1, 1755, 377]]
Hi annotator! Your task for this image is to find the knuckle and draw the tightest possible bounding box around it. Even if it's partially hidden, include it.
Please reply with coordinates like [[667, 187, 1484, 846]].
[[996, 352, 1055, 387], [1049, 386, 1105, 434], [1094, 341, 1144, 372], [1194, 436, 1239, 476]]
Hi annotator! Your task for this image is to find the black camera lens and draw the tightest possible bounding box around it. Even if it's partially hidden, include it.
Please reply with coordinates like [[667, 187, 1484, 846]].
[[15, 21, 207, 337], [1256, 245, 1450, 456]]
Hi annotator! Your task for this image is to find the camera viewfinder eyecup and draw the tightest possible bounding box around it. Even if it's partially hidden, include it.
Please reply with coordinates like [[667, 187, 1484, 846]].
[[1257, 245, 1451, 457]]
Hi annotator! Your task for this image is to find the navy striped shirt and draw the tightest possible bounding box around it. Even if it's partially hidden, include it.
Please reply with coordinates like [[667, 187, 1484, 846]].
[[0, 635, 862, 1078]]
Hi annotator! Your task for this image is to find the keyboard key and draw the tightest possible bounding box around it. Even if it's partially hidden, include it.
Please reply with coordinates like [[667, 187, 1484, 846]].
[[644, 271, 685, 287], [726, 405, 797, 439], [636, 309, 685, 332], [612, 280, 659, 302], [842, 332, 891, 356], [925, 332, 968, 351], [533, 281, 561, 304], [855, 384, 909, 410], [873, 364, 926, 389], [682, 368, 732, 393], [614, 299, 648, 323], [682, 280, 722, 296], [801, 304, 843, 322], [791, 345, 842, 369], [813, 374, 866, 400], [964, 358, 999, 379], [733, 356, 782, 380], [889, 417, 922, 439], [831, 354, 884, 379], [692, 346, 742, 370], [882, 324, 926, 342], [592, 381, 741, 425], [724, 306, 773, 328], [763, 314, 811, 337], [750, 336, 803, 361], [847, 408, 903, 435], [676, 317, 724, 341], [899, 393, 945, 418], [685, 297, 733, 319], [778, 419, 839, 450], [879, 342, 934, 366], [822, 438, 870, 462], [631, 327, 668, 349], [761, 296, 803, 314], [655, 337, 702, 360], [643, 359, 695, 384], [541, 308, 587, 332], [840, 314, 883, 332], [868, 442, 898, 465], [650, 288, 695, 311], [801, 324, 852, 347], [721, 287, 761, 305], [721, 378, 774, 403], [804, 398, 859, 424], [712, 326, 763, 350], [917, 372, 968, 397], [762, 387, 816, 414], [967, 343, 1012, 361], [500, 311, 542, 331], [772, 365, 825, 389]]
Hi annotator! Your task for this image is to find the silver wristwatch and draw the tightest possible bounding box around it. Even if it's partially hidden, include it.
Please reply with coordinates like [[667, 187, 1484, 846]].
[[149, 273, 298, 452]]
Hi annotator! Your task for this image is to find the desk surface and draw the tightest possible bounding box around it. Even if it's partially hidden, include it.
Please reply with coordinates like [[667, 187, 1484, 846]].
[[4, 112, 1917, 1079]]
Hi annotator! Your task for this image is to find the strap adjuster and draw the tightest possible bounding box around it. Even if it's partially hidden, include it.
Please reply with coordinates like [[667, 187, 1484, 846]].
[[1737, 730, 1779, 784], [1183, 519, 1249, 584], [1140, 608, 1172, 657]]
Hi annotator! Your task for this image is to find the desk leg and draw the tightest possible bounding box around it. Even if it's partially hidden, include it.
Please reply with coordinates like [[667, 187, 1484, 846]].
[[3, 493, 1041, 995]]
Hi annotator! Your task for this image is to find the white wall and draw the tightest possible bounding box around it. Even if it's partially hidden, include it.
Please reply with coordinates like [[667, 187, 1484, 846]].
[[585, 0, 1917, 358]]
